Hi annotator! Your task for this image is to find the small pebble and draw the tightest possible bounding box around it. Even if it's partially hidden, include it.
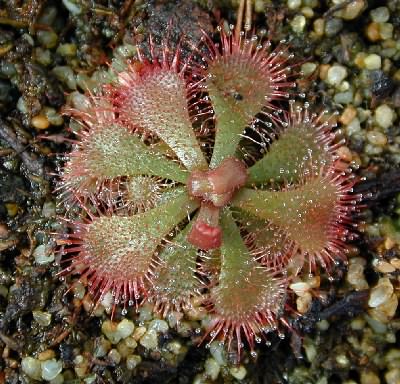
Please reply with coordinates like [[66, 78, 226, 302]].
[[38, 349, 56, 361], [107, 349, 121, 365], [209, 341, 227, 366], [34, 47, 52, 66], [17, 96, 28, 113], [366, 131, 387, 146], [84, 375, 97, 384], [287, 0, 301, 10], [366, 22, 381, 42], [305, 275, 320, 288], [319, 64, 330, 80], [124, 337, 137, 349], [62, 0, 83, 15], [301, 62, 317, 76], [49, 373, 64, 384], [336, 354, 350, 368], [167, 340, 182, 355], [21, 357, 42, 380], [304, 339, 317, 362], [148, 319, 168, 333], [373, 259, 396, 273], [375, 104, 395, 129], [0, 62, 16, 77], [313, 18, 324, 36], [133, 326, 146, 340], [326, 65, 348, 86], [102, 320, 121, 344], [72, 282, 85, 300], [0, 223, 9, 239], [5, 203, 18, 217], [41, 359, 62, 381], [193, 374, 207, 384], [56, 43, 77, 57], [316, 319, 330, 331], [100, 291, 113, 312], [335, 0, 365, 20], [360, 370, 380, 384], [290, 15, 306, 33], [43, 107, 64, 126], [176, 321, 192, 337], [42, 201, 56, 218], [370, 70, 394, 99], [369, 292, 398, 323], [33, 310, 52, 326], [69, 91, 91, 111], [390, 258, 400, 269], [354, 52, 367, 69], [126, 355, 142, 370], [114, 44, 137, 59], [334, 90, 354, 104], [384, 237, 396, 250], [338, 80, 350, 92], [37, 30, 58, 49], [370, 7, 389, 23], [138, 303, 153, 322], [52, 66, 77, 90], [116, 339, 133, 358], [0, 285, 8, 298], [385, 368, 400, 384], [166, 311, 183, 328], [296, 292, 312, 313], [368, 277, 394, 307], [73, 355, 88, 378], [379, 23, 393, 40], [139, 329, 158, 350], [336, 146, 353, 162], [93, 337, 111, 358], [339, 106, 357, 125], [229, 365, 247, 380], [365, 143, 383, 156], [31, 115, 50, 130], [33, 244, 55, 265], [324, 18, 343, 36], [289, 281, 310, 296], [350, 317, 366, 330], [204, 358, 220, 381], [116, 319, 135, 339], [384, 349, 400, 366], [364, 54, 382, 70], [301, 6, 313, 18], [347, 257, 368, 290]]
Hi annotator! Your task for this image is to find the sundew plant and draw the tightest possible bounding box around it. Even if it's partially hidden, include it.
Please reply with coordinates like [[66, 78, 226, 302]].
[[56, 26, 361, 355]]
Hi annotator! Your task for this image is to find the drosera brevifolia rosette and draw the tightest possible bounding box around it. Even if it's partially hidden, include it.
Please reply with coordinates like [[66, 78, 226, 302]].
[[54, 23, 363, 358]]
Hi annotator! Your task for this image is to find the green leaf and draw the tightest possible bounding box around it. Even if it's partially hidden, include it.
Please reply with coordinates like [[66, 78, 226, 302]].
[[236, 212, 291, 267], [210, 209, 284, 321], [66, 123, 189, 184], [247, 111, 334, 185], [150, 223, 203, 314], [208, 95, 249, 168], [81, 188, 199, 285], [232, 175, 339, 254], [116, 68, 208, 170], [206, 42, 293, 168], [207, 51, 276, 167]]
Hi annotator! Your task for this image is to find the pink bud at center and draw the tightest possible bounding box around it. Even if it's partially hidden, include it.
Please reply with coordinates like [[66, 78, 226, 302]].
[[188, 157, 248, 207], [187, 203, 222, 250], [187, 158, 248, 249]]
